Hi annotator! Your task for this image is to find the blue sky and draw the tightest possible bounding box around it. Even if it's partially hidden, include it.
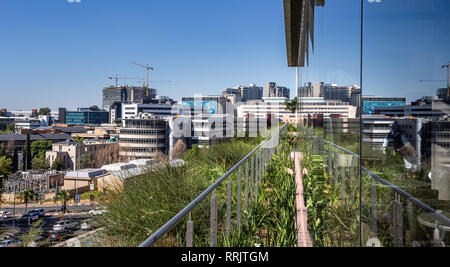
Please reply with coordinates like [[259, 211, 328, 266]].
[[0, 0, 448, 110]]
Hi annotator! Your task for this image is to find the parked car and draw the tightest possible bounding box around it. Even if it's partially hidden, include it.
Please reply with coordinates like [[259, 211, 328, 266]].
[[0, 239, 22, 247], [0, 211, 12, 219], [53, 220, 79, 232], [48, 232, 65, 242], [16, 213, 39, 224], [29, 208, 45, 218], [48, 231, 74, 243], [80, 219, 92, 231], [29, 236, 45, 247], [88, 209, 106, 216]]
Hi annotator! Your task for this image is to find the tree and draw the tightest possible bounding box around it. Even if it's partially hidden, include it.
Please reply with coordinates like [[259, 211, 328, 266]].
[[22, 134, 32, 171], [30, 140, 52, 159], [172, 139, 187, 160], [19, 219, 45, 247], [0, 146, 6, 157], [32, 156, 50, 170], [0, 156, 12, 177], [51, 157, 64, 171], [89, 105, 100, 111], [73, 136, 85, 143], [17, 188, 38, 213], [38, 107, 51, 116], [53, 190, 72, 219], [79, 152, 94, 169], [12, 149, 18, 173], [285, 97, 298, 114], [0, 122, 14, 134]]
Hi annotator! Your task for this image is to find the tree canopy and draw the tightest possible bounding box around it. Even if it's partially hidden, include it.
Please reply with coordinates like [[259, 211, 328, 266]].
[[38, 107, 51, 116]]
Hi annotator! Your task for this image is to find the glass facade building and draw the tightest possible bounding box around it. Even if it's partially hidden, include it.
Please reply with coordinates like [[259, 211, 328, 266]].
[[65, 111, 109, 125]]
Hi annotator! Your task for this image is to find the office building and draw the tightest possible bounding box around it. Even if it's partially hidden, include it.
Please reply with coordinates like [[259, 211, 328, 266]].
[[0, 133, 71, 154], [191, 114, 234, 147], [122, 103, 181, 120], [181, 95, 227, 115], [102, 86, 157, 110], [46, 140, 117, 170], [65, 109, 109, 125], [119, 114, 169, 160]]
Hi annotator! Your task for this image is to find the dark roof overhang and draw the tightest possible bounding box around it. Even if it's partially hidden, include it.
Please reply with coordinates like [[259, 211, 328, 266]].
[[284, 0, 324, 67]]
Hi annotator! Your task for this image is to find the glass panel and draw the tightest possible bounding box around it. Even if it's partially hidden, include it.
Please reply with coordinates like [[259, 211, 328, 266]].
[[294, 0, 362, 247], [362, 0, 450, 247]]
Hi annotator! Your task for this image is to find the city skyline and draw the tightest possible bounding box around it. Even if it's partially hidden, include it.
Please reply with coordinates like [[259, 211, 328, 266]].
[[1, 0, 449, 110]]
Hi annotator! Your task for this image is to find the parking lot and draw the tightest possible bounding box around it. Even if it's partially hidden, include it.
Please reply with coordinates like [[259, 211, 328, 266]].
[[0, 205, 104, 247]]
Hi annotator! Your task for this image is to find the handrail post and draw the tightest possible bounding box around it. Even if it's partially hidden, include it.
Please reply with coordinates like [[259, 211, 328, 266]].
[[237, 168, 242, 230], [334, 149, 339, 187], [393, 193, 404, 247], [250, 156, 254, 201], [226, 178, 232, 236], [244, 161, 249, 211], [210, 190, 218, 247], [328, 145, 332, 181], [371, 177, 378, 236], [341, 162, 346, 201], [186, 212, 193, 247], [255, 151, 259, 201], [349, 156, 354, 203]]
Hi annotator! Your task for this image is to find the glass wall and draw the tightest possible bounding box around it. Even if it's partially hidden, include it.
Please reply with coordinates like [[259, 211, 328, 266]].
[[296, 0, 449, 247], [361, 0, 450, 247]]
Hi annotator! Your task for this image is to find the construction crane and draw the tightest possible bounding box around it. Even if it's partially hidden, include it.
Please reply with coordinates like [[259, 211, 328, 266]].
[[108, 75, 145, 87], [442, 62, 450, 88], [131, 63, 154, 89], [419, 62, 450, 89]]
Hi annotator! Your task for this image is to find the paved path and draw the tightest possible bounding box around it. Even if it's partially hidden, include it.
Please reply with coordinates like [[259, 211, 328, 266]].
[[293, 151, 313, 247]]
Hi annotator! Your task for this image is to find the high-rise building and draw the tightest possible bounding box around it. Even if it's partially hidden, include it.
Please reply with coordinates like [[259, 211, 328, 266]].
[[222, 84, 263, 102], [265, 82, 277, 98], [323, 84, 355, 103], [58, 108, 67, 124], [102, 86, 157, 110], [265, 82, 290, 99]]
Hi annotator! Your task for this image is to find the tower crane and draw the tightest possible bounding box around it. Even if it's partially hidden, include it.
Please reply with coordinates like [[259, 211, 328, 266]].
[[131, 63, 154, 89], [442, 62, 450, 88], [109, 75, 145, 87], [419, 62, 450, 89]]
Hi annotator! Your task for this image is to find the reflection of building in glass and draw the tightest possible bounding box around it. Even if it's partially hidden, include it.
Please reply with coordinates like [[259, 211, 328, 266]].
[[421, 119, 450, 201], [374, 96, 450, 119], [362, 96, 406, 115], [265, 82, 290, 99]]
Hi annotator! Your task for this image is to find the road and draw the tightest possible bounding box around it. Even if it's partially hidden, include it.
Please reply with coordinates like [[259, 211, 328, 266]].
[[1, 203, 94, 216]]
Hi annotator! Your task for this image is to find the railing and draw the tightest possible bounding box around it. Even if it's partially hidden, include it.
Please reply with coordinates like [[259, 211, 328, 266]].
[[139, 124, 288, 247], [320, 138, 450, 247]]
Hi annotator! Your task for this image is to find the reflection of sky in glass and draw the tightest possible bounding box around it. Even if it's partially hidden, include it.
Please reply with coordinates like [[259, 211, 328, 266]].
[[363, 101, 406, 114]]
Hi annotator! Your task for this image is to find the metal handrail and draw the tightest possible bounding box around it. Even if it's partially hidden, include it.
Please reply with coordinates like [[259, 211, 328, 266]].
[[364, 168, 450, 226], [139, 124, 287, 247], [322, 138, 450, 227]]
